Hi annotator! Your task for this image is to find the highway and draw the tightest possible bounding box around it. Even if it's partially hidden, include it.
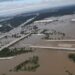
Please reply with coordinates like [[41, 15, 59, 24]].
[[0, 14, 37, 39], [21, 14, 39, 27], [0, 14, 38, 51], [8, 15, 38, 34], [0, 33, 32, 51]]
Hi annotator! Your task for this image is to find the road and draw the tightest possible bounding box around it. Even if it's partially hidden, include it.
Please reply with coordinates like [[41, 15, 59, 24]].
[[0, 14, 38, 50], [45, 40, 75, 42], [30, 45, 75, 51], [0, 56, 15, 60], [0, 33, 32, 51], [0, 15, 37, 39], [8, 15, 38, 34]]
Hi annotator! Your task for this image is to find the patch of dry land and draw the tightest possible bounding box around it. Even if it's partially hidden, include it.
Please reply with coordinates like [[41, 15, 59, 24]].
[[0, 49, 75, 75]]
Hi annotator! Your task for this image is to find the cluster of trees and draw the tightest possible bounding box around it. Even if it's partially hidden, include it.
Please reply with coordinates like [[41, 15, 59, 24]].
[[0, 47, 33, 57], [13, 56, 40, 72], [68, 53, 75, 62], [41, 29, 48, 34], [41, 29, 66, 40], [33, 25, 38, 30], [12, 34, 21, 38], [2, 73, 6, 75], [32, 25, 39, 34], [65, 70, 73, 75]]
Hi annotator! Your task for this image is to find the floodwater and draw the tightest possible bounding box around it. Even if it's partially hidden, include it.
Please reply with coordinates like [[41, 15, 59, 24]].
[[10, 34, 44, 48], [0, 14, 75, 75], [0, 49, 75, 75], [34, 14, 75, 38]]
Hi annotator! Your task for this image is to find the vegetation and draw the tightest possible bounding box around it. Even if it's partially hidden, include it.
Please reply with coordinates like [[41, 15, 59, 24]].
[[12, 34, 21, 38], [68, 53, 75, 62], [12, 56, 40, 72], [0, 15, 35, 32], [33, 25, 38, 30], [41, 29, 48, 34], [41, 29, 66, 40], [0, 47, 33, 57], [2, 74, 6, 75], [65, 70, 73, 75]]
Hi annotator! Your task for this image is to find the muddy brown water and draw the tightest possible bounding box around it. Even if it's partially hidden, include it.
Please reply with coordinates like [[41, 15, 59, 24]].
[[0, 49, 75, 75]]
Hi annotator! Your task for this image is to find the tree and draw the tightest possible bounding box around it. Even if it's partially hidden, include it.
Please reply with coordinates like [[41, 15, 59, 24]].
[[33, 25, 38, 30]]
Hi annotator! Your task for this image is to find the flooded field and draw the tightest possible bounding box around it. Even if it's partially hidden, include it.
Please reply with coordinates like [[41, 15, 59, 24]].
[[10, 33, 75, 48], [0, 14, 75, 75], [0, 49, 75, 75], [34, 14, 75, 39], [10, 34, 44, 48]]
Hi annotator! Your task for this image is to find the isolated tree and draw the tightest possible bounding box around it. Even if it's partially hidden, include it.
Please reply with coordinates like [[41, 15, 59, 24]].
[[33, 25, 38, 30]]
